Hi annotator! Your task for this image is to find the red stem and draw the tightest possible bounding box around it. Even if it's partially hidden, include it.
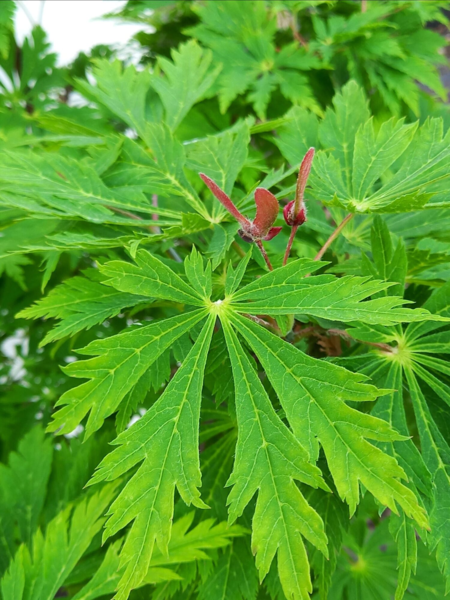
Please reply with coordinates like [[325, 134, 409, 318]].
[[256, 240, 273, 271], [283, 224, 298, 266]]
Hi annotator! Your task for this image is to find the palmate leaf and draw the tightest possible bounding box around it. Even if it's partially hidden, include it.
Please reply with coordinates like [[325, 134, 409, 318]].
[[357, 362, 427, 600], [188, 0, 321, 118], [72, 512, 242, 600], [230, 259, 445, 326], [0, 150, 175, 226], [47, 308, 208, 439], [271, 106, 318, 166], [103, 125, 210, 219], [100, 248, 206, 304], [43, 249, 440, 599], [389, 511, 418, 600], [305, 482, 348, 600], [338, 222, 450, 596], [0, 427, 52, 551], [75, 60, 152, 139], [302, 81, 450, 215], [185, 120, 250, 219], [405, 371, 450, 594], [329, 516, 446, 600], [151, 40, 221, 131], [197, 538, 258, 600]]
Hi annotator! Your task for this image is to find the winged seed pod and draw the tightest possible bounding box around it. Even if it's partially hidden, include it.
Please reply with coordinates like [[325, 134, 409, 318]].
[[283, 147, 315, 265], [200, 173, 281, 270]]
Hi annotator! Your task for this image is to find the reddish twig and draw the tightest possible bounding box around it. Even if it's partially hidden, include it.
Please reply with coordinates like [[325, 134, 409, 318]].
[[314, 213, 354, 261], [256, 240, 273, 271]]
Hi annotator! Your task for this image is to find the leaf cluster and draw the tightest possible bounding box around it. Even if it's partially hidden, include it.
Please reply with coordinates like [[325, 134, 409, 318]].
[[1, 2, 450, 600]]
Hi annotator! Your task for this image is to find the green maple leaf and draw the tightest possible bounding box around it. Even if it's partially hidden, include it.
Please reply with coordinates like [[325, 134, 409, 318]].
[[0, 427, 52, 549], [223, 318, 329, 600], [187, 0, 321, 119], [0, 485, 117, 600], [75, 60, 153, 140], [151, 39, 221, 131], [307, 82, 450, 215], [36, 246, 440, 599], [0, 150, 174, 225]]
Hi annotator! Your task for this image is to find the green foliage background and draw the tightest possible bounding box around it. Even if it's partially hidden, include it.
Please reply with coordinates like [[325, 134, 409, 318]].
[[1, 1, 450, 599]]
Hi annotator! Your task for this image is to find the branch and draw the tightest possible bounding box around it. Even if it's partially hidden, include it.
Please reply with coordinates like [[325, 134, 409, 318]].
[[243, 313, 281, 336], [327, 329, 395, 353], [314, 213, 354, 261], [293, 323, 395, 354]]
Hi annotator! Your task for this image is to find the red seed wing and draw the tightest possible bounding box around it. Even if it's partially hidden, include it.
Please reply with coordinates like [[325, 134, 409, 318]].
[[295, 147, 315, 207], [263, 226, 283, 241], [253, 188, 279, 237], [199, 173, 249, 226]]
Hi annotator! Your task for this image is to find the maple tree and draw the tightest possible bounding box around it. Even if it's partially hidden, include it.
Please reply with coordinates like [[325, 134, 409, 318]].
[[1, 1, 450, 599]]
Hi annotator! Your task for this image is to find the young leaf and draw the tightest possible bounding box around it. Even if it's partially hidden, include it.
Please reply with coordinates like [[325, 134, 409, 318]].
[[225, 247, 253, 296], [184, 247, 212, 300]]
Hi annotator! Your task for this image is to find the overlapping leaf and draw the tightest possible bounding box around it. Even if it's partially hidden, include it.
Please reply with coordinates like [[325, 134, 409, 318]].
[[0, 151, 176, 226], [336, 220, 450, 597], [0, 485, 117, 600], [72, 512, 242, 600], [229, 257, 446, 325], [230, 313, 428, 528], [36, 248, 436, 599], [151, 39, 221, 130]]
